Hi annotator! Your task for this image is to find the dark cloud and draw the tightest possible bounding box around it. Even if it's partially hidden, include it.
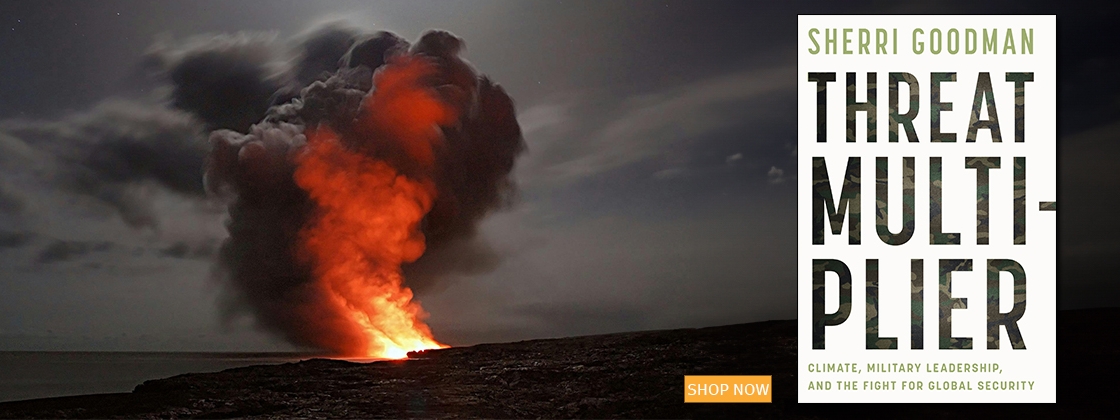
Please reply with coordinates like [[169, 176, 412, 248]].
[[158, 242, 190, 259], [403, 238, 503, 294], [158, 240, 218, 260], [146, 32, 282, 133], [36, 240, 113, 264], [519, 68, 792, 184], [0, 180, 27, 215], [286, 22, 364, 91], [148, 22, 388, 134], [0, 231, 34, 249], [203, 28, 524, 353], [340, 32, 409, 72], [0, 100, 207, 229]]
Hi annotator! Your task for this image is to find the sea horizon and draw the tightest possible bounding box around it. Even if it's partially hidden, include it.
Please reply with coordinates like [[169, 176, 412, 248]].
[[0, 351, 321, 403]]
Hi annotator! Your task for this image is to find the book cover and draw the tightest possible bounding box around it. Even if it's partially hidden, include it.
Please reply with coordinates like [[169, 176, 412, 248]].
[[797, 15, 1057, 403]]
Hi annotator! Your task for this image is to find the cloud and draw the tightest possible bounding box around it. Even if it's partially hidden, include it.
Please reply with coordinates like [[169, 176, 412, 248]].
[[0, 20, 390, 236], [146, 21, 399, 134], [518, 103, 568, 135], [0, 231, 34, 249], [203, 28, 525, 353], [767, 166, 785, 184], [157, 240, 217, 260], [652, 167, 686, 180], [0, 100, 208, 229], [527, 66, 795, 182], [0, 179, 27, 215], [725, 152, 743, 165], [145, 31, 283, 132], [285, 21, 367, 89], [35, 240, 114, 264]]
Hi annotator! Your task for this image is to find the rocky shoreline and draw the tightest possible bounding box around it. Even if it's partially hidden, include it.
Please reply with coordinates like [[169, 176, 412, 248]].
[[1, 308, 1116, 418]]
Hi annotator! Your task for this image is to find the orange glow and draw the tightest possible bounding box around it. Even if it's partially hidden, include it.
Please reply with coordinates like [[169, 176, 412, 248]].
[[360, 55, 458, 168], [292, 56, 457, 359]]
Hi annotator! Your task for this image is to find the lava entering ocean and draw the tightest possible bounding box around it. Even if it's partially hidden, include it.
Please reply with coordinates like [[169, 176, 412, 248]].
[[295, 130, 446, 359], [201, 29, 523, 359], [294, 58, 453, 358]]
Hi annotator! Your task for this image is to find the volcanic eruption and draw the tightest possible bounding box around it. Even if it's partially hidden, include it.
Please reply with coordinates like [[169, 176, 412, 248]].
[[194, 28, 524, 358]]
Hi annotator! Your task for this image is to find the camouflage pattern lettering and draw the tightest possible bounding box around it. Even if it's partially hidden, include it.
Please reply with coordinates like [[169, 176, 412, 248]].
[[911, 259, 924, 349], [930, 72, 957, 142], [939, 259, 973, 349], [876, 156, 915, 245], [965, 72, 1002, 142], [888, 72, 920, 142], [966, 157, 1001, 245], [1005, 72, 1033, 143], [808, 73, 836, 143], [929, 157, 960, 244], [987, 259, 1027, 349], [866, 259, 898, 349], [813, 259, 853, 349], [813, 157, 861, 245], [847, 72, 877, 142], [1015, 157, 1026, 244]]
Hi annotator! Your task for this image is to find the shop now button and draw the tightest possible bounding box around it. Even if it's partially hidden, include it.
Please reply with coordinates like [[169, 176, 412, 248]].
[[684, 375, 772, 403]]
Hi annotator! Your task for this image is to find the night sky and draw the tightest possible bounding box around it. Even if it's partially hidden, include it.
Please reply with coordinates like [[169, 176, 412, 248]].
[[0, 1, 1116, 351]]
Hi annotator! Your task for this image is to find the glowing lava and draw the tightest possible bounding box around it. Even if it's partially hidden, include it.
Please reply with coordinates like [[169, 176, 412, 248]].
[[292, 57, 458, 359]]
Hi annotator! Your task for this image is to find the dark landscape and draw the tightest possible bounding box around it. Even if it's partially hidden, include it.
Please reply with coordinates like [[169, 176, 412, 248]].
[[0, 307, 1116, 419]]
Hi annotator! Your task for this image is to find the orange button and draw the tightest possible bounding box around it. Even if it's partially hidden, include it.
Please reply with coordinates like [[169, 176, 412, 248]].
[[684, 375, 773, 403]]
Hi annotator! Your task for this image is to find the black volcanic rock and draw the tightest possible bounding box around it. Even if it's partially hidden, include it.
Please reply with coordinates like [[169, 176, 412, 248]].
[[0, 309, 1118, 418]]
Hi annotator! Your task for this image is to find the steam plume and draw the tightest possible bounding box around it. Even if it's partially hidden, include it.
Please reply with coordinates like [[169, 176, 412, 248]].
[[197, 27, 523, 356]]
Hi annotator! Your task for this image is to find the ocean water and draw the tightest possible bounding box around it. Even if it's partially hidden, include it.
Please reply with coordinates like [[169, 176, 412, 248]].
[[0, 352, 314, 403]]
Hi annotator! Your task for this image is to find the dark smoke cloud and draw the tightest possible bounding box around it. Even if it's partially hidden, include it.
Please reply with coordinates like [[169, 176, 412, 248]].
[[196, 28, 524, 351], [278, 23, 365, 102], [341, 32, 409, 72], [158, 240, 218, 260], [405, 70, 525, 292], [36, 239, 113, 264], [0, 180, 27, 215], [0, 231, 34, 250], [148, 23, 386, 134], [0, 100, 207, 229], [146, 32, 282, 133]]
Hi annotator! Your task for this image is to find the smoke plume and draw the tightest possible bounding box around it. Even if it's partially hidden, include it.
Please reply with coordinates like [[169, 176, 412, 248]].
[[194, 27, 524, 356], [0, 100, 207, 229]]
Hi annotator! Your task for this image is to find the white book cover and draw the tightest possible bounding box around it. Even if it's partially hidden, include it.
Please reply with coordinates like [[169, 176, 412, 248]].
[[797, 15, 1057, 403]]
